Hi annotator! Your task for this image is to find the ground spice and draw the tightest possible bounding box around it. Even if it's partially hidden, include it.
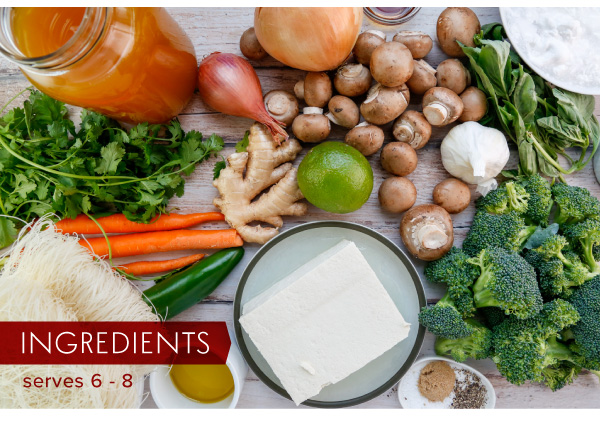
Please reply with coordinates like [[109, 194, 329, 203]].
[[451, 368, 487, 409], [418, 360, 456, 402]]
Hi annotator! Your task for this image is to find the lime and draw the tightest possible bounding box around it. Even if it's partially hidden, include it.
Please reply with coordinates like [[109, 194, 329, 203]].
[[298, 141, 373, 214]]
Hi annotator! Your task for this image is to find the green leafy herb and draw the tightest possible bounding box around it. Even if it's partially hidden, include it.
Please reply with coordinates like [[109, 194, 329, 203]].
[[235, 130, 250, 152], [460, 26, 600, 181], [213, 158, 227, 180], [0, 89, 224, 248]]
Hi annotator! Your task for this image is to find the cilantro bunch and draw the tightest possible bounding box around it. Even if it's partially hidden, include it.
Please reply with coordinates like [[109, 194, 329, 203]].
[[0, 89, 224, 248]]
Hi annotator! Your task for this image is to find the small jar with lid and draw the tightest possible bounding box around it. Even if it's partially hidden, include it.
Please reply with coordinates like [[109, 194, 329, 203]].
[[0, 7, 198, 123]]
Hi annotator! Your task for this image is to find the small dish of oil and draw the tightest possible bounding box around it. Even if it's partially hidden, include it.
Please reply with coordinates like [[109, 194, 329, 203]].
[[169, 364, 235, 404]]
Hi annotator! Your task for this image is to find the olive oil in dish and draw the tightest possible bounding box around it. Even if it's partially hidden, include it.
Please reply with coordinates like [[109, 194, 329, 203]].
[[169, 365, 235, 404]]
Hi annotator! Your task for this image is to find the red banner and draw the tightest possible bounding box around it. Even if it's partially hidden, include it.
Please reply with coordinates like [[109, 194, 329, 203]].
[[0, 321, 231, 365]]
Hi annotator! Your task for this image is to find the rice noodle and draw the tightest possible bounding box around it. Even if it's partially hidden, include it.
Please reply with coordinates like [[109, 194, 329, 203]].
[[0, 218, 159, 408]]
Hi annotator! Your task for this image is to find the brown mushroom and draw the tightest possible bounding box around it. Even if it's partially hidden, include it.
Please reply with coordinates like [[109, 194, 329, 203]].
[[378, 177, 417, 213], [304, 72, 333, 108], [393, 110, 432, 150], [436, 58, 471, 95], [422, 87, 464, 127], [406, 59, 437, 95], [352, 30, 386, 66], [370, 41, 414, 87], [433, 178, 471, 214], [326, 95, 359, 129], [400, 204, 454, 261], [292, 107, 331, 143], [380, 142, 418, 176], [436, 7, 481, 57], [240, 27, 268, 61], [333, 63, 372, 97], [264, 90, 299, 126], [392, 31, 433, 59], [459, 86, 488, 122], [360, 83, 410, 125], [345, 122, 384, 156]]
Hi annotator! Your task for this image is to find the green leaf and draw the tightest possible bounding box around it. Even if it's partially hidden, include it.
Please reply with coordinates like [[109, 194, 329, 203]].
[[213, 158, 226, 180], [0, 217, 17, 249], [235, 131, 250, 153], [512, 69, 537, 124], [478, 39, 512, 100], [13, 173, 36, 199], [81, 195, 92, 213], [95, 142, 125, 175]]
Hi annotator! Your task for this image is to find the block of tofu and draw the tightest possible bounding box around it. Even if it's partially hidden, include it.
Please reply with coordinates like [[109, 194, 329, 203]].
[[239, 240, 411, 405]]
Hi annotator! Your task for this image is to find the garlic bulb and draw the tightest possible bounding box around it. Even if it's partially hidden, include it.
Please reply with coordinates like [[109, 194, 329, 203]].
[[440, 122, 509, 195]]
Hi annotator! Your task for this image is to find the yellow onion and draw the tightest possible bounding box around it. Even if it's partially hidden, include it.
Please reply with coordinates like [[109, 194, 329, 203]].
[[254, 7, 363, 72]]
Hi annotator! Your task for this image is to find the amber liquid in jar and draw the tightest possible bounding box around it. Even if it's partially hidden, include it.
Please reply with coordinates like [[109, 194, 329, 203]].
[[11, 7, 198, 123]]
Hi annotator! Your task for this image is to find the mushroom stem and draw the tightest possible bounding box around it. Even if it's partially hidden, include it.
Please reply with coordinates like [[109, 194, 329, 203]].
[[266, 93, 291, 115], [339, 63, 364, 78], [417, 224, 449, 250], [423, 102, 450, 126], [303, 107, 323, 115], [325, 112, 342, 126], [395, 122, 415, 142]]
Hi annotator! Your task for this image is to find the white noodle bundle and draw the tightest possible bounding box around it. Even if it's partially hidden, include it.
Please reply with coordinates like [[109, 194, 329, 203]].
[[0, 218, 159, 408]]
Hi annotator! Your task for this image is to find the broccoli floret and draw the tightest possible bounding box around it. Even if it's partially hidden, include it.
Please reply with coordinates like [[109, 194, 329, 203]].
[[542, 361, 580, 391], [418, 292, 474, 339], [424, 247, 479, 317], [434, 319, 493, 362], [491, 299, 580, 386], [424, 247, 480, 284], [567, 277, 600, 366], [563, 218, 600, 274], [551, 183, 600, 225], [462, 211, 538, 257], [480, 306, 506, 328], [527, 235, 595, 296], [469, 247, 543, 319], [518, 174, 553, 226], [476, 181, 529, 215]]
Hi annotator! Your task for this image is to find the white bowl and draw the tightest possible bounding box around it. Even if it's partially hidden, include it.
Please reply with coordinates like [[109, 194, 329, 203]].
[[397, 356, 496, 409], [149, 328, 248, 409]]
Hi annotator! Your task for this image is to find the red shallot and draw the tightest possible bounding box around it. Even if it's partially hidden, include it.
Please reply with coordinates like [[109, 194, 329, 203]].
[[197, 52, 288, 143]]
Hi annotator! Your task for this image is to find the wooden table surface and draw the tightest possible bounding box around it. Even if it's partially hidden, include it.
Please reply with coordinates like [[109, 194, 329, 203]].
[[1, 7, 599, 409]]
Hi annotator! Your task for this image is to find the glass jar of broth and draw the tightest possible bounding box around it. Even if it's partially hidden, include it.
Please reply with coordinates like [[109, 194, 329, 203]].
[[0, 7, 198, 124]]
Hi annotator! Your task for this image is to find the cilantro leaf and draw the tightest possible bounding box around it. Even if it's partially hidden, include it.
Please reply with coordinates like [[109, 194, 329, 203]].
[[95, 142, 125, 175], [213, 158, 227, 180], [0, 217, 17, 249], [235, 131, 250, 152]]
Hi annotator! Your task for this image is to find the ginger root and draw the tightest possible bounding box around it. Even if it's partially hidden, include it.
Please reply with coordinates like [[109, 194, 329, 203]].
[[213, 123, 307, 244]]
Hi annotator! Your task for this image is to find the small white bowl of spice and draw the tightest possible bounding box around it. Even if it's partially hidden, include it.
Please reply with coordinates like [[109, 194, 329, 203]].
[[398, 357, 496, 409]]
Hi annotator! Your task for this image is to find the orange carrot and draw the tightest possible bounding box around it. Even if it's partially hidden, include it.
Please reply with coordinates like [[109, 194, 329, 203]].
[[55, 212, 225, 235], [79, 229, 243, 258], [118, 254, 205, 276]]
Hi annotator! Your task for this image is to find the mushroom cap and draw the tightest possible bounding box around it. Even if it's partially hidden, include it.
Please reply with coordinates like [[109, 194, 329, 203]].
[[240, 27, 268, 61], [459, 86, 488, 122], [345, 123, 385, 156], [392, 30, 433, 59], [327, 95, 360, 129], [352, 30, 386, 66], [264, 90, 299, 126], [436, 7, 481, 57], [333, 63, 372, 97], [294, 80, 305, 101], [422, 87, 464, 126], [370, 41, 414, 87], [433, 178, 471, 214], [380, 141, 418, 176], [378, 176, 417, 213], [360, 83, 410, 125], [392, 110, 432, 150], [304, 72, 333, 108], [400, 204, 454, 261], [406, 59, 437, 95], [292, 110, 331, 143], [436, 58, 471, 95]]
